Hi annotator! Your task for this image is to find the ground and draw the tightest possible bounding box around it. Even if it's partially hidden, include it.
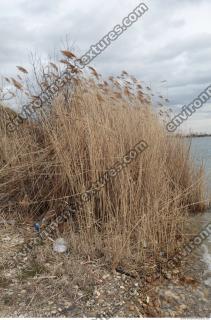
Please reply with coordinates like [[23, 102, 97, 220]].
[[0, 219, 211, 317]]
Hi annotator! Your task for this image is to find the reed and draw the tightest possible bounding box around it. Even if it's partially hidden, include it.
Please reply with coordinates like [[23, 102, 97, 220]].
[[0, 66, 206, 271]]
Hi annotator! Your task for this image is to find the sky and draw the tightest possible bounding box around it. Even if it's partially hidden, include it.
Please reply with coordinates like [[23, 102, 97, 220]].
[[0, 0, 211, 133]]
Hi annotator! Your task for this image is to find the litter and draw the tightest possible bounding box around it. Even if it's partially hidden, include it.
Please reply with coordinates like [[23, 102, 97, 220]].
[[53, 238, 67, 253]]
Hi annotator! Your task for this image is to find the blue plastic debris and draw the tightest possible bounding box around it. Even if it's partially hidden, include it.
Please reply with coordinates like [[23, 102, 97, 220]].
[[34, 223, 41, 233]]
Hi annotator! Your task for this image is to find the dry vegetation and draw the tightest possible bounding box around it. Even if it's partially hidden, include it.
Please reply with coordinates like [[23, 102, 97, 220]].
[[0, 55, 207, 274]]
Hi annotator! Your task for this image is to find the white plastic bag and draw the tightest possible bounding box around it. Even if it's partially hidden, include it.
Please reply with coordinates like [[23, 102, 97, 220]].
[[53, 238, 67, 253]]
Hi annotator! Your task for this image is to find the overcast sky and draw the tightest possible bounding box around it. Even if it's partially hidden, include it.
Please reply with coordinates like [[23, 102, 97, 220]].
[[1, 0, 211, 133]]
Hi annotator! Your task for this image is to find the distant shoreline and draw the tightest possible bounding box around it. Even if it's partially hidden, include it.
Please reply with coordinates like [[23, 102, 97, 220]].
[[179, 134, 211, 138]]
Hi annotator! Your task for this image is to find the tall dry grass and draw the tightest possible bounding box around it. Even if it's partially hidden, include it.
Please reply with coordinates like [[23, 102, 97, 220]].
[[0, 67, 207, 272]]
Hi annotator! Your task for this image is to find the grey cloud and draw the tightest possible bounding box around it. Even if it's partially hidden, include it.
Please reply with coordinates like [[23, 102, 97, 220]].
[[0, 0, 211, 132]]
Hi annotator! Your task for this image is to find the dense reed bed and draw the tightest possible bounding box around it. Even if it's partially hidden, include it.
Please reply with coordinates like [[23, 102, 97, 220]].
[[0, 61, 206, 271]]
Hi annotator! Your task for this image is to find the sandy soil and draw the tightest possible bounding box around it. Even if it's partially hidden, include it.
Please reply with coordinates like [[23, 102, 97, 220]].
[[0, 219, 211, 317]]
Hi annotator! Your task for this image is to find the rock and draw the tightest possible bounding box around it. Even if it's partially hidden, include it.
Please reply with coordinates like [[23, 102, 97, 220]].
[[180, 276, 197, 285], [169, 311, 177, 317], [51, 310, 57, 315], [163, 271, 172, 279], [172, 269, 180, 275], [94, 290, 101, 298], [121, 274, 126, 281], [64, 301, 71, 307], [162, 290, 179, 301], [179, 304, 187, 311], [21, 289, 26, 294], [129, 305, 135, 311]]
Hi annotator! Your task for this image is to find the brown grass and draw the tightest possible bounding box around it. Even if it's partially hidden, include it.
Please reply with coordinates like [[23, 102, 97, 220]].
[[0, 68, 207, 272]]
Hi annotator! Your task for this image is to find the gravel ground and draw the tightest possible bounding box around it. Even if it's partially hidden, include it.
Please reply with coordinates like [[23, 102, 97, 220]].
[[0, 220, 211, 317]]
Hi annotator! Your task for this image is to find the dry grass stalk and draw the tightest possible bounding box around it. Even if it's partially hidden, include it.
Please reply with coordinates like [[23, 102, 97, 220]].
[[0, 69, 207, 272]]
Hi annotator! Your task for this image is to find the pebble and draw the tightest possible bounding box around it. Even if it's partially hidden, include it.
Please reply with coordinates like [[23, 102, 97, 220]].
[[21, 290, 26, 294], [1, 223, 211, 318], [64, 301, 71, 307], [51, 310, 57, 315], [179, 304, 187, 310], [129, 305, 135, 311], [94, 291, 101, 298]]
